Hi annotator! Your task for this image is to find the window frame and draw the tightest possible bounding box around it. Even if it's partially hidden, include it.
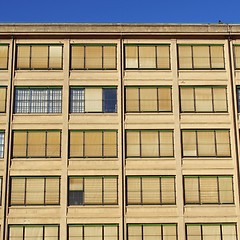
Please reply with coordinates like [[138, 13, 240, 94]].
[[126, 129, 174, 158], [12, 130, 62, 158], [183, 175, 234, 205], [14, 87, 62, 114], [9, 176, 61, 206], [124, 43, 171, 70], [0, 44, 9, 70], [127, 223, 178, 240], [16, 44, 63, 70], [181, 129, 231, 158], [69, 86, 117, 113], [70, 43, 117, 70], [125, 86, 172, 113], [68, 176, 118, 206], [186, 223, 237, 240], [126, 175, 176, 205], [177, 44, 225, 70], [180, 86, 228, 113], [69, 130, 118, 158]]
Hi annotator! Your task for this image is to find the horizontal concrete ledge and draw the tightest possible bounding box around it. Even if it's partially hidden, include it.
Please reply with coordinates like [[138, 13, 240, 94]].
[[1, 23, 240, 35]]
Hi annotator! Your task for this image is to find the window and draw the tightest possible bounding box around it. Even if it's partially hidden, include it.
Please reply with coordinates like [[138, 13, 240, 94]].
[[71, 44, 117, 70], [70, 87, 117, 113], [69, 130, 117, 158], [10, 177, 60, 206], [16, 44, 63, 70], [68, 224, 119, 240], [186, 223, 237, 240], [0, 44, 9, 70], [0, 87, 7, 113], [182, 129, 231, 157], [8, 225, 59, 240], [178, 44, 225, 70], [184, 176, 234, 204], [0, 132, 4, 158], [12, 130, 61, 158], [125, 44, 170, 70], [236, 87, 240, 112], [68, 176, 118, 205], [126, 176, 176, 205], [126, 130, 174, 158], [125, 86, 172, 112], [180, 86, 228, 113], [0, 178, 2, 205], [127, 224, 177, 240], [14, 87, 62, 114], [234, 45, 240, 69]]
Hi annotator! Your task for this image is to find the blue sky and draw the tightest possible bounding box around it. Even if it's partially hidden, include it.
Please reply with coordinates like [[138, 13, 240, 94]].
[[1, 0, 240, 23]]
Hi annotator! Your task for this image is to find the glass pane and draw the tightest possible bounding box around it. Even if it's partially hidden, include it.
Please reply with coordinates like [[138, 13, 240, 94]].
[[31, 46, 48, 69], [127, 178, 141, 204], [0, 88, 6, 112], [219, 177, 234, 203], [11, 178, 25, 205], [215, 131, 231, 157], [28, 131, 46, 157], [213, 88, 227, 112], [158, 88, 171, 111], [141, 131, 159, 157], [45, 178, 60, 204], [222, 224, 237, 240], [200, 177, 218, 204], [178, 46, 192, 69], [197, 131, 215, 156], [104, 226, 118, 240], [139, 46, 156, 68], [71, 45, 84, 69], [104, 131, 117, 157], [85, 131, 102, 157], [25, 226, 43, 240], [193, 46, 210, 69], [104, 46, 116, 69], [70, 88, 84, 113], [103, 88, 117, 113], [70, 131, 84, 157], [13, 131, 27, 157], [126, 88, 139, 112], [86, 46, 102, 69], [9, 226, 24, 239], [184, 177, 199, 204], [0, 132, 4, 158], [128, 225, 142, 240], [104, 177, 118, 204], [125, 46, 138, 68], [195, 88, 213, 112], [14, 88, 30, 113], [84, 178, 102, 204], [144, 225, 161, 239], [142, 178, 160, 204], [180, 87, 194, 112], [234, 46, 240, 69], [182, 131, 197, 157], [186, 225, 201, 240], [157, 45, 170, 69], [49, 46, 62, 69], [140, 88, 157, 112], [161, 177, 175, 204], [47, 131, 61, 157], [26, 178, 45, 205], [0, 45, 8, 69], [45, 226, 59, 240], [211, 46, 224, 68], [17, 45, 30, 69], [68, 226, 83, 240], [85, 88, 102, 112], [126, 131, 140, 157], [160, 131, 174, 157]]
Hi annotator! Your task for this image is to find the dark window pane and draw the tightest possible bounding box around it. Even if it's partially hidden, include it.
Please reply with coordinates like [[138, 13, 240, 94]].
[[103, 89, 117, 113], [69, 191, 84, 205]]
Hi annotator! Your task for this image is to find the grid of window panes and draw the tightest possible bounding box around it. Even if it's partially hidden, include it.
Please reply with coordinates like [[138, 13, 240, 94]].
[[181, 129, 231, 157], [70, 87, 117, 113], [127, 224, 177, 240], [68, 176, 118, 206], [12, 130, 61, 158], [178, 44, 225, 69], [186, 223, 237, 240], [14, 87, 62, 113], [0, 132, 4, 158], [184, 176, 234, 204], [70, 44, 117, 70], [10, 177, 60, 206], [124, 44, 170, 70], [126, 176, 176, 205], [16, 44, 63, 70], [0, 44, 9, 70], [125, 86, 172, 112], [180, 86, 228, 113], [8, 225, 59, 240], [68, 224, 119, 240]]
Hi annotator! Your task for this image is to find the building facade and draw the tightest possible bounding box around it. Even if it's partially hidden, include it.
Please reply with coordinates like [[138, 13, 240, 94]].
[[0, 23, 240, 239]]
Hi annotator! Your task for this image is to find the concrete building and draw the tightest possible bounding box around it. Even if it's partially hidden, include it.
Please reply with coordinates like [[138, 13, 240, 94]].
[[0, 23, 240, 239]]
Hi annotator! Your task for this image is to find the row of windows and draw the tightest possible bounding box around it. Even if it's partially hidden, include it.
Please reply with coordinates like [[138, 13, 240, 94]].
[[1, 44, 240, 70], [0, 129, 231, 159], [8, 175, 234, 206], [1, 86, 235, 114], [7, 223, 238, 240]]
